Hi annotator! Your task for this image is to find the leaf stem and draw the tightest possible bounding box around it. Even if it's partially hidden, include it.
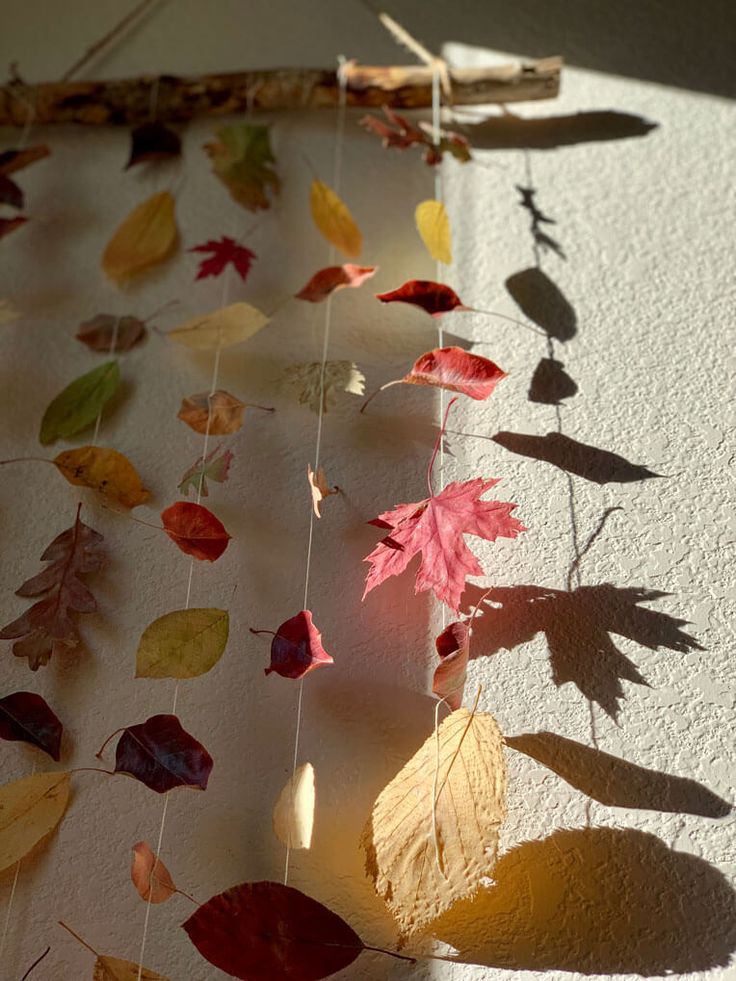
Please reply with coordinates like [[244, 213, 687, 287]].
[[362, 943, 416, 963], [20, 945, 50, 980], [0, 456, 53, 467], [427, 395, 458, 497], [249, 628, 276, 639], [95, 727, 125, 759], [243, 402, 275, 413], [359, 378, 402, 414], [57, 921, 98, 957], [70, 766, 116, 777]]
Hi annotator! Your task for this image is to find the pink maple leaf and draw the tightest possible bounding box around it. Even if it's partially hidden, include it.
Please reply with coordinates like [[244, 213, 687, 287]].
[[189, 236, 256, 282]]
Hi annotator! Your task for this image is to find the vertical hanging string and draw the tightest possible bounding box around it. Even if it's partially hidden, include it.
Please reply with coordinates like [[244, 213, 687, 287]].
[[91, 317, 121, 446], [284, 58, 349, 887]]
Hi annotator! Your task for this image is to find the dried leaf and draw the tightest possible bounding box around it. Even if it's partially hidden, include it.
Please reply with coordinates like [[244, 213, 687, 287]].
[[53, 446, 149, 509], [167, 301, 269, 350], [273, 762, 315, 850], [0, 145, 51, 176], [257, 610, 334, 679], [125, 122, 181, 169], [112, 714, 213, 793], [364, 478, 525, 612], [179, 446, 233, 497], [415, 199, 452, 264], [310, 180, 362, 258], [93, 956, 170, 980], [101, 191, 178, 282], [189, 236, 256, 281], [280, 360, 365, 414], [307, 463, 338, 518], [362, 708, 506, 938], [205, 123, 280, 211], [131, 841, 176, 903], [0, 173, 23, 208], [432, 622, 470, 710], [76, 314, 146, 353], [39, 360, 120, 445], [0, 298, 20, 325], [295, 264, 377, 302], [178, 390, 245, 435], [183, 881, 363, 980], [360, 107, 471, 165], [135, 608, 229, 679], [0, 507, 105, 669], [0, 216, 27, 239], [377, 279, 467, 317], [0, 771, 70, 872], [0, 691, 63, 760], [161, 501, 231, 561]]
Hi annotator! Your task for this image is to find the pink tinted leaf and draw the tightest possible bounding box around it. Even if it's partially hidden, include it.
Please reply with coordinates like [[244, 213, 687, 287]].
[[112, 714, 213, 793], [178, 446, 234, 498], [161, 502, 231, 561], [255, 610, 334, 680], [376, 280, 468, 317], [404, 347, 506, 399], [0, 691, 63, 760], [432, 622, 470, 710], [295, 264, 377, 303], [189, 236, 256, 282]]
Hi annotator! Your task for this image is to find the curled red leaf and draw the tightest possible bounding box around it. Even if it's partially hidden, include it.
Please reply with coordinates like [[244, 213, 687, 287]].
[[432, 622, 470, 710], [253, 610, 334, 680], [161, 502, 231, 561], [376, 280, 467, 317], [295, 264, 377, 303], [189, 236, 256, 282], [0, 690, 63, 760], [112, 713, 213, 793]]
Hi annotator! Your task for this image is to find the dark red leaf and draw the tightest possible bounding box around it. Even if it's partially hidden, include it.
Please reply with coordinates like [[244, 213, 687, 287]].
[[432, 622, 470, 710], [125, 122, 181, 169], [113, 714, 213, 793], [189, 236, 256, 282], [182, 880, 363, 980], [258, 610, 333, 680], [295, 264, 377, 302], [360, 107, 471, 165], [376, 280, 468, 317], [0, 145, 51, 176], [0, 216, 27, 239], [0, 173, 23, 209], [76, 313, 147, 353], [161, 502, 231, 562], [0, 691, 63, 760]]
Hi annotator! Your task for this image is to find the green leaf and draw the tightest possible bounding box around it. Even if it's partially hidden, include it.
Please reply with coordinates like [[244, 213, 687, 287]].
[[135, 608, 229, 679], [39, 361, 120, 445], [204, 124, 280, 212], [178, 447, 233, 498]]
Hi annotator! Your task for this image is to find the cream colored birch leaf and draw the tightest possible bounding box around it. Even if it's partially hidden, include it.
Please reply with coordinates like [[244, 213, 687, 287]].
[[361, 708, 506, 939], [0, 770, 70, 872], [167, 302, 269, 350], [93, 956, 170, 980], [101, 191, 178, 282], [415, 199, 452, 264], [280, 361, 365, 414], [272, 761, 315, 850], [307, 463, 339, 518], [310, 180, 362, 258]]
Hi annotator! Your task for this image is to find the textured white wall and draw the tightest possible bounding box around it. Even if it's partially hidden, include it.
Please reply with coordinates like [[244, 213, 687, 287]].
[[1, 2, 734, 980]]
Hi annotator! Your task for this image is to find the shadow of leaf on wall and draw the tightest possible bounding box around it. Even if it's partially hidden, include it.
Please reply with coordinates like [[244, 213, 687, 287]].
[[505, 267, 577, 341], [468, 110, 658, 150], [433, 827, 736, 975], [506, 731, 730, 817], [463, 584, 703, 718], [528, 356, 578, 404]]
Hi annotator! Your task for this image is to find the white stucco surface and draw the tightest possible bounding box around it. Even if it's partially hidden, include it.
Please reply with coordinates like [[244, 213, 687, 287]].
[[1, 2, 734, 979]]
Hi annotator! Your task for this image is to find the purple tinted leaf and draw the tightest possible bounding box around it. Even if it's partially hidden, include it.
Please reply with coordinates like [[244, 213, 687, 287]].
[[113, 714, 213, 793], [0, 691, 63, 760]]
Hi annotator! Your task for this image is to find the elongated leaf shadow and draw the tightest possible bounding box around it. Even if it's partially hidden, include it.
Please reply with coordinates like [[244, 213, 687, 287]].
[[467, 110, 658, 150], [433, 827, 736, 974], [493, 431, 663, 483], [505, 267, 576, 341], [463, 584, 703, 718], [506, 731, 730, 817]]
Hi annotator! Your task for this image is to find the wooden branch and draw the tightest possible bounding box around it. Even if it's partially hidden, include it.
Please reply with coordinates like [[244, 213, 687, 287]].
[[0, 58, 561, 127]]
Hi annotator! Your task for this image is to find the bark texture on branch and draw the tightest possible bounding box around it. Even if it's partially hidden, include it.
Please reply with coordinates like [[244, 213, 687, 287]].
[[0, 58, 561, 127]]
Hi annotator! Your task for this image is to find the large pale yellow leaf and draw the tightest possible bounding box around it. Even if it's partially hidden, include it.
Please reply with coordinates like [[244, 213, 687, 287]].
[[310, 180, 362, 258], [93, 956, 170, 980], [167, 302, 269, 350], [101, 191, 177, 282], [273, 762, 315, 850], [54, 446, 149, 509], [415, 199, 452, 265], [135, 608, 229, 679], [0, 770, 70, 872], [362, 708, 506, 938]]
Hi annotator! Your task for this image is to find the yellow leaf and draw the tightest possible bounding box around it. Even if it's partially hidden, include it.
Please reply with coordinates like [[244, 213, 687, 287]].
[[362, 708, 507, 939], [0, 771, 70, 873], [101, 191, 178, 282], [135, 608, 229, 679], [415, 199, 452, 264], [310, 180, 362, 258], [273, 762, 315, 850], [94, 956, 170, 980], [167, 302, 270, 350], [54, 446, 149, 509]]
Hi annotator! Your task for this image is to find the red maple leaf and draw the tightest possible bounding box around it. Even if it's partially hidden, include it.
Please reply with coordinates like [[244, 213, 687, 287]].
[[189, 236, 256, 282]]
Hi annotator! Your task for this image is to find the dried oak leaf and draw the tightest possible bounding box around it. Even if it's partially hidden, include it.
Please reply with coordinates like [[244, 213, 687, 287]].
[[295, 263, 377, 303], [101, 191, 178, 282], [432, 621, 470, 710], [183, 880, 364, 980], [131, 841, 177, 903], [377, 279, 467, 317], [364, 478, 525, 612], [111, 713, 213, 793], [161, 501, 231, 561], [415, 199, 452, 264], [178, 446, 233, 497], [205, 123, 280, 211], [273, 761, 315, 850], [280, 360, 365, 415], [189, 236, 256, 282], [360, 107, 470, 165], [135, 607, 229, 679], [39, 360, 120, 445], [178, 390, 245, 435], [0, 690, 63, 760], [76, 313, 147, 353], [362, 707, 506, 939], [53, 445, 149, 509], [167, 301, 269, 349], [310, 179, 362, 257], [254, 610, 334, 679], [0, 507, 105, 669], [0, 771, 70, 872], [307, 463, 338, 518], [125, 122, 181, 169]]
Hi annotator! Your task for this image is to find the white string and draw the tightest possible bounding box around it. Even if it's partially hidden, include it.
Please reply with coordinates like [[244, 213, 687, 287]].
[[284, 58, 349, 887]]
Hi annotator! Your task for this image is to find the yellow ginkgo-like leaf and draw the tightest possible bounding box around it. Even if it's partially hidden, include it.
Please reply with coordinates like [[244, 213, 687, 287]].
[[167, 302, 270, 350], [0, 771, 70, 873], [310, 180, 362, 258], [54, 446, 149, 509], [101, 191, 178, 282], [415, 199, 452, 265], [361, 708, 507, 939], [273, 762, 315, 850], [93, 955, 170, 980]]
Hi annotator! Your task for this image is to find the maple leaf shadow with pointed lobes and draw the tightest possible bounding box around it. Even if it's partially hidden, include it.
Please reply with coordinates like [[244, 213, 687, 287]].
[[432, 826, 736, 975], [463, 584, 703, 718]]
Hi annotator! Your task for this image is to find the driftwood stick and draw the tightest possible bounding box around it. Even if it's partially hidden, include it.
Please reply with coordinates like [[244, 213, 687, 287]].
[[0, 58, 561, 127]]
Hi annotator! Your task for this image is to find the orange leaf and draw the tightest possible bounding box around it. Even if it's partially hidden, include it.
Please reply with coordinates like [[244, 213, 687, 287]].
[[177, 390, 245, 435], [131, 841, 176, 903]]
